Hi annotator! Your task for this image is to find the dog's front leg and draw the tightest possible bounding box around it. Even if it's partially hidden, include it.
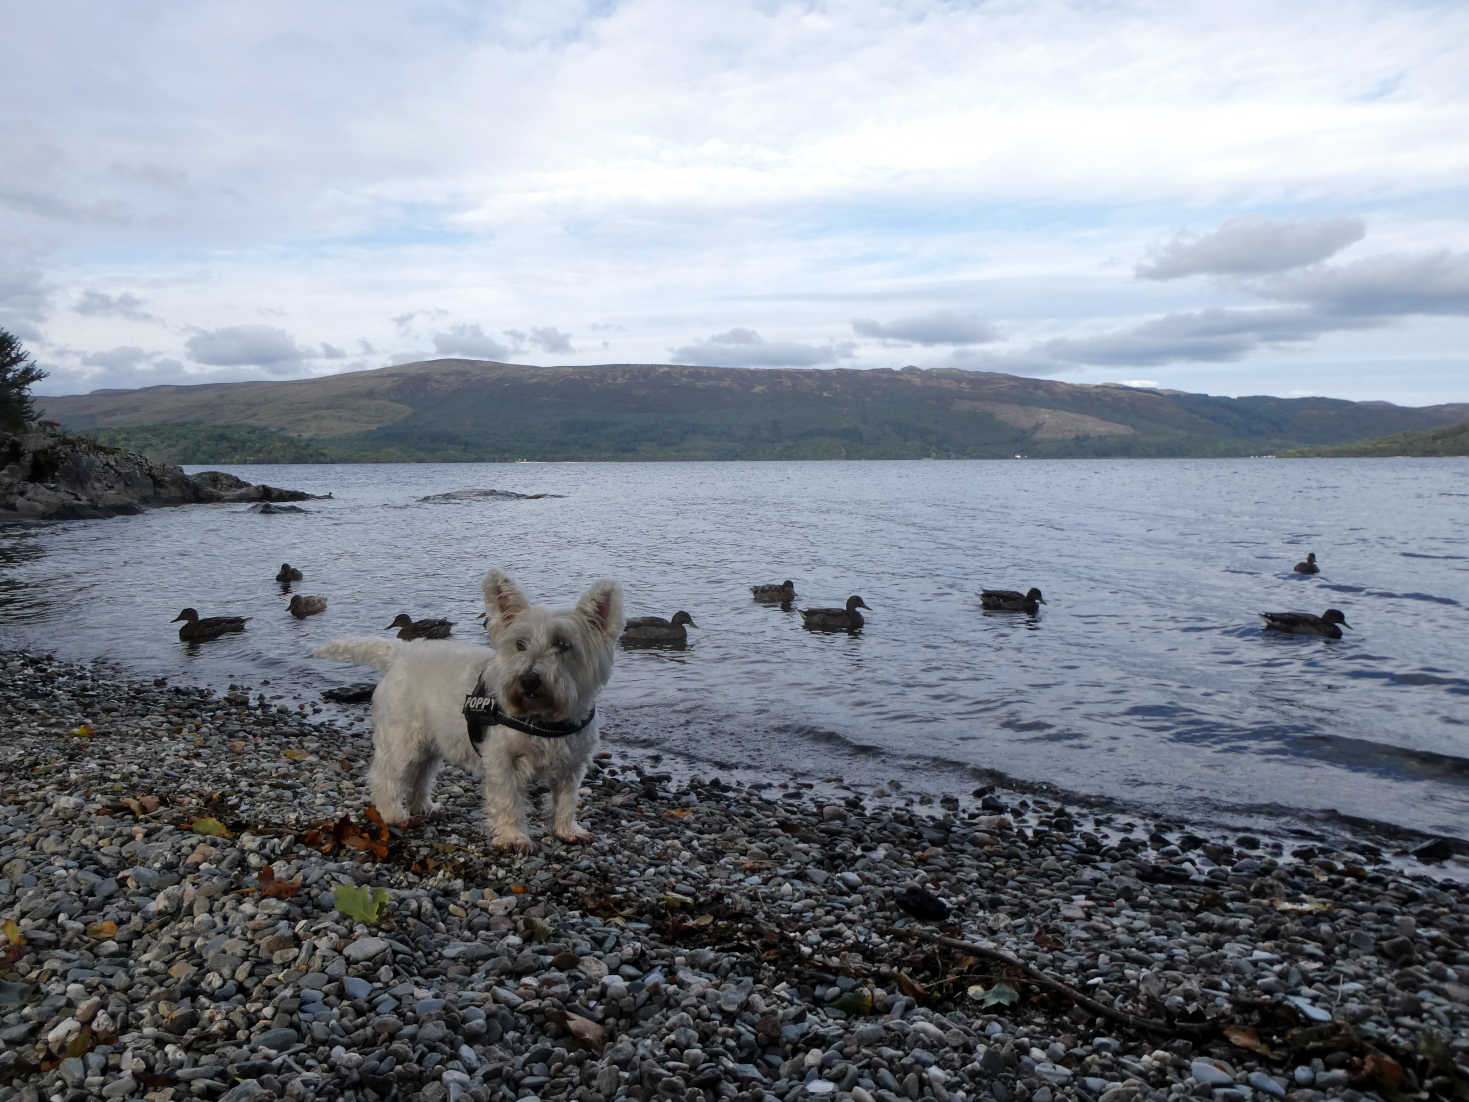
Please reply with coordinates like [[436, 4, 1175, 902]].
[[480, 743, 534, 851], [548, 764, 593, 844]]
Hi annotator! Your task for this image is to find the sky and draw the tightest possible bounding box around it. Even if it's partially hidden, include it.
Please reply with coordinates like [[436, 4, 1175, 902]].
[[4, 0, 1469, 407]]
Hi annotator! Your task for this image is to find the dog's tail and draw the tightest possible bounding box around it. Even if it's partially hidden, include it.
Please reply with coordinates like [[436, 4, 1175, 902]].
[[313, 637, 403, 672]]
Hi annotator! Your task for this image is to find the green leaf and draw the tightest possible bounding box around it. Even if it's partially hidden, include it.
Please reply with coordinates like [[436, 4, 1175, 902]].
[[982, 982, 1019, 1007], [334, 883, 390, 925], [191, 817, 229, 837]]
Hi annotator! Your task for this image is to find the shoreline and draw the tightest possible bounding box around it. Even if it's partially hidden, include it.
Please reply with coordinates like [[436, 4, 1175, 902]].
[[2, 649, 1467, 1100]]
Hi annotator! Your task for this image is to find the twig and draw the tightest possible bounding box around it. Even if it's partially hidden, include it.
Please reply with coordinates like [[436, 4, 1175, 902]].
[[880, 925, 1215, 1037]]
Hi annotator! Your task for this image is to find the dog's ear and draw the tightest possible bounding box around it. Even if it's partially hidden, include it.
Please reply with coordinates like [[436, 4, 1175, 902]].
[[483, 570, 531, 629], [576, 579, 625, 639]]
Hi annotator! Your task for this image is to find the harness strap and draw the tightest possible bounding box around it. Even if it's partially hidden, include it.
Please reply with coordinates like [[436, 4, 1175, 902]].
[[464, 673, 595, 746]]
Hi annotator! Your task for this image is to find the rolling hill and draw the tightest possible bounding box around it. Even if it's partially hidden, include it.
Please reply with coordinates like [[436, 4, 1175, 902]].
[[1280, 419, 1469, 457], [37, 359, 1469, 463]]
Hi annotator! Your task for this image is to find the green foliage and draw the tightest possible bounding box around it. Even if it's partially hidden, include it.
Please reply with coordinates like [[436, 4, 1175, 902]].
[[334, 883, 390, 925], [1280, 420, 1469, 457], [92, 423, 334, 464], [0, 328, 47, 432]]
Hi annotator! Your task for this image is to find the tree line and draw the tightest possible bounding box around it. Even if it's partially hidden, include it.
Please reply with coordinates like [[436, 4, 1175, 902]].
[[0, 328, 46, 432]]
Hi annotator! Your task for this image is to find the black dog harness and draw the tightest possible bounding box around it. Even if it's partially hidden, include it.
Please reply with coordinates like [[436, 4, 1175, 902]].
[[463, 673, 595, 747]]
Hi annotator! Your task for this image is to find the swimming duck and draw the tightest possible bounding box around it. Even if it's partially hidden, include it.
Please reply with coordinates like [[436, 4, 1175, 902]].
[[1259, 608, 1351, 639], [1293, 552, 1320, 574], [750, 580, 797, 603], [171, 607, 250, 642], [287, 594, 328, 618], [386, 614, 455, 640], [621, 610, 697, 647], [276, 563, 303, 582], [980, 587, 1046, 614], [798, 595, 870, 632]]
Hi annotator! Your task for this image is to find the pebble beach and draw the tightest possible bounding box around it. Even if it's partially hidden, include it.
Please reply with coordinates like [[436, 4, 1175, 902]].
[[2, 649, 1467, 1102]]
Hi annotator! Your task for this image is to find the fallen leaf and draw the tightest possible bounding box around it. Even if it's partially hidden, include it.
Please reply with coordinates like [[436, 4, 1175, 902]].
[[282, 749, 310, 761], [981, 982, 1019, 1007], [257, 866, 302, 899], [1224, 1024, 1276, 1058], [333, 883, 390, 925], [664, 808, 696, 818], [2, 919, 21, 946], [191, 817, 229, 837], [86, 921, 118, 940], [1360, 1048, 1404, 1089], [69, 724, 94, 739], [227, 741, 246, 752], [895, 971, 930, 1001], [510, 885, 528, 895]]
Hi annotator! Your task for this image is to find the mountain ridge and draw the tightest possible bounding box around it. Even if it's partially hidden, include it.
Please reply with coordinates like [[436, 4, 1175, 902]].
[[37, 359, 1469, 462]]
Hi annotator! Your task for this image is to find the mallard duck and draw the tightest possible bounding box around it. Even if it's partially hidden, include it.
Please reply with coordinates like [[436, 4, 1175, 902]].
[[287, 594, 327, 618], [620, 610, 697, 647], [1259, 608, 1351, 639], [171, 607, 250, 642], [1293, 552, 1320, 574], [275, 563, 303, 582], [386, 614, 454, 640], [798, 595, 870, 632], [980, 587, 1046, 614], [750, 579, 797, 602]]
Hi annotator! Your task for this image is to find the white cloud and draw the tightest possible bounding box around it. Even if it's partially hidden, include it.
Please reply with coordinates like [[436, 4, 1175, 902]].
[[670, 328, 853, 367], [852, 310, 999, 345], [1136, 216, 1366, 279], [74, 290, 157, 322], [432, 323, 512, 360], [1254, 250, 1469, 316], [185, 325, 306, 371]]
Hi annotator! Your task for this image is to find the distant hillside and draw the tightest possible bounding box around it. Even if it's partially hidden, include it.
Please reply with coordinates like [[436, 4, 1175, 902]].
[[1280, 419, 1469, 457], [38, 359, 1469, 463]]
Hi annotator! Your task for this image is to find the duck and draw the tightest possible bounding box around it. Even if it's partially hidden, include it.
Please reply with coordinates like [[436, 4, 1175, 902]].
[[620, 610, 697, 647], [1259, 608, 1351, 639], [386, 614, 454, 640], [1293, 552, 1320, 574], [979, 587, 1046, 614], [798, 595, 870, 632], [171, 607, 250, 642], [287, 594, 328, 618], [275, 563, 304, 582], [750, 579, 797, 603]]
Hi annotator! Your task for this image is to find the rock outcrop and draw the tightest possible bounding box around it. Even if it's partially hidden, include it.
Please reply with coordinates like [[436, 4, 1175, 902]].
[[0, 424, 324, 521]]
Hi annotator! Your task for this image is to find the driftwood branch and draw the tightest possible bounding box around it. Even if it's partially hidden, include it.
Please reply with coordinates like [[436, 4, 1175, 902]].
[[881, 925, 1215, 1037]]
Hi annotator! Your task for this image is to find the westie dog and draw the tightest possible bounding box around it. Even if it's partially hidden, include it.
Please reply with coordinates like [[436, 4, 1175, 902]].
[[315, 570, 624, 851]]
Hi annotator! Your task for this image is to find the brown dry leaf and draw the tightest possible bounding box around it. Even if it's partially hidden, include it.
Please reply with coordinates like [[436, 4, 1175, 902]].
[[510, 885, 528, 895], [227, 741, 246, 752], [86, 921, 118, 940], [1224, 1024, 1276, 1058], [282, 749, 310, 761], [409, 856, 436, 875], [1360, 1048, 1404, 1089], [664, 808, 695, 818], [687, 914, 713, 928], [564, 1011, 607, 1052], [258, 866, 303, 899], [895, 971, 930, 1001]]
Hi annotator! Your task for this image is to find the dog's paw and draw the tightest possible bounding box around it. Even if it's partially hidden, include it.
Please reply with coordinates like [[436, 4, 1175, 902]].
[[554, 825, 595, 845], [492, 832, 535, 853]]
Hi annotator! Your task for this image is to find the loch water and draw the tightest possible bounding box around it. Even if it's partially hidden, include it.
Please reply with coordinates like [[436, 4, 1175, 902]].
[[2, 458, 1467, 850]]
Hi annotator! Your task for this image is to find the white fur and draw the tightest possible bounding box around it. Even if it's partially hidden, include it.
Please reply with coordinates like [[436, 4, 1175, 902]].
[[316, 570, 624, 851]]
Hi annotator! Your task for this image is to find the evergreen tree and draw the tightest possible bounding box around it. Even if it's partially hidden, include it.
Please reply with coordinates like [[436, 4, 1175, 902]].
[[0, 328, 47, 431]]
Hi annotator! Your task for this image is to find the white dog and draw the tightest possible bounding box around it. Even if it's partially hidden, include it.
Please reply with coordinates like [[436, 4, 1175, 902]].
[[315, 570, 624, 851]]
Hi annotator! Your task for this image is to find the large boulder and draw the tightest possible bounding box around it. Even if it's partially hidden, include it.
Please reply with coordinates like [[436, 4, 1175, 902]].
[[0, 425, 324, 521]]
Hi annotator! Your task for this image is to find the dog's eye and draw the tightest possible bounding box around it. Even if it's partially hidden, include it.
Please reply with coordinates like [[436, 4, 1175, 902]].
[[515, 639, 528, 652], [554, 638, 572, 653]]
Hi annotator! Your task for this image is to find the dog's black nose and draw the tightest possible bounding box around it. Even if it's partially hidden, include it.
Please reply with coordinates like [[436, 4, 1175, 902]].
[[519, 671, 542, 696]]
